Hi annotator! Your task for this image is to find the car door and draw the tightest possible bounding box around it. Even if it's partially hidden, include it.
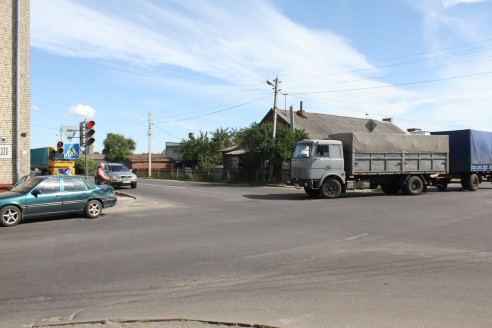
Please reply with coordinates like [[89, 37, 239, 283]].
[[62, 178, 90, 212], [25, 178, 62, 216]]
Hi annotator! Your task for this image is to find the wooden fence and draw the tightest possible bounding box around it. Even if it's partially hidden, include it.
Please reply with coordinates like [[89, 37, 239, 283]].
[[132, 168, 290, 183]]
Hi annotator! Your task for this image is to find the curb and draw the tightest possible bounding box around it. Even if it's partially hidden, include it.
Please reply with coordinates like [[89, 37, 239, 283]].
[[115, 191, 136, 199]]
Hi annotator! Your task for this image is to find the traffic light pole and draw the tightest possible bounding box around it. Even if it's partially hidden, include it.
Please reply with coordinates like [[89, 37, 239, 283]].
[[80, 119, 96, 180], [84, 145, 88, 180]]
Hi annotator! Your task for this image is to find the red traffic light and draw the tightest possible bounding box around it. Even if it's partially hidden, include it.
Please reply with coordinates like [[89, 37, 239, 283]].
[[85, 120, 95, 129], [57, 141, 64, 154]]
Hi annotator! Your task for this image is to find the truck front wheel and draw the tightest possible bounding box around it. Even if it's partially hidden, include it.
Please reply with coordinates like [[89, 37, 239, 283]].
[[403, 176, 423, 195], [320, 178, 342, 199]]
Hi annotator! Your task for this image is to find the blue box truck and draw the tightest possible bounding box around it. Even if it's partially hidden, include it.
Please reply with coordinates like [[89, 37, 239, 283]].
[[431, 129, 492, 191]]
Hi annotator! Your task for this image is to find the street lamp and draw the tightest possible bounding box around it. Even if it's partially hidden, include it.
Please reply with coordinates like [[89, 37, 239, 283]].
[[281, 92, 288, 112]]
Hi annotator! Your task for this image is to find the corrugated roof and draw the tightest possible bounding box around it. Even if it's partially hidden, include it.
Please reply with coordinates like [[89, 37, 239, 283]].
[[262, 109, 406, 139], [219, 145, 246, 155], [127, 153, 173, 163]]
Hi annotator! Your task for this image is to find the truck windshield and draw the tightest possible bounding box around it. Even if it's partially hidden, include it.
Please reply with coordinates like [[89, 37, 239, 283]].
[[293, 143, 313, 158]]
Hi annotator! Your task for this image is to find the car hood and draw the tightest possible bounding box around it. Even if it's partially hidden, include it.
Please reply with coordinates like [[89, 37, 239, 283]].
[[0, 191, 22, 199]]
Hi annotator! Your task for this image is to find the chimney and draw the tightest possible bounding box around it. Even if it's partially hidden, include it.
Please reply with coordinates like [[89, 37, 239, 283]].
[[296, 101, 307, 118], [382, 118, 393, 122]]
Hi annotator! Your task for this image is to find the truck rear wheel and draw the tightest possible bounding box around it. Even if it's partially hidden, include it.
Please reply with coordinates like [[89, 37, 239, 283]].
[[381, 183, 400, 195], [304, 187, 320, 197], [403, 176, 423, 195], [436, 182, 448, 191], [467, 174, 479, 191], [320, 178, 341, 199]]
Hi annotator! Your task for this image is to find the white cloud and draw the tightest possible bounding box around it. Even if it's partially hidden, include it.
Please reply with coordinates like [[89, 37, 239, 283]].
[[442, 0, 491, 8], [31, 105, 40, 111], [68, 104, 96, 118]]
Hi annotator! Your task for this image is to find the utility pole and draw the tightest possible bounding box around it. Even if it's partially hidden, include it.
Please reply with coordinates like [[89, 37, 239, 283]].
[[148, 112, 152, 177], [267, 77, 280, 139]]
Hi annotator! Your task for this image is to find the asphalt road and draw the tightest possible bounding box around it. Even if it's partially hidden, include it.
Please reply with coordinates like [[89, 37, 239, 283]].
[[1, 180, 492, 327]]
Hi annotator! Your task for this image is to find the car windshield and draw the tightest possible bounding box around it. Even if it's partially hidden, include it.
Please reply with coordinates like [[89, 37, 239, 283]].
[[10, 177, 43, 193], [108, 165, 130, 172]]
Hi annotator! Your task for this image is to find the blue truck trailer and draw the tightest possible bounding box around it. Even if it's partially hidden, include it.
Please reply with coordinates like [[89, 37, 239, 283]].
[[430, 129, 492, 191]]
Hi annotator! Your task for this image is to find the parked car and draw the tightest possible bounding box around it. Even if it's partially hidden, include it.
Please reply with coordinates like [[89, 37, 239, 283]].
[[0, 175, 117, 227], [95, 163, 137, 188]]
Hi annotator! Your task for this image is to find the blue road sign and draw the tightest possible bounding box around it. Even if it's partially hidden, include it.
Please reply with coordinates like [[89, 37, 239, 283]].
[[64, 143, 80, 159]]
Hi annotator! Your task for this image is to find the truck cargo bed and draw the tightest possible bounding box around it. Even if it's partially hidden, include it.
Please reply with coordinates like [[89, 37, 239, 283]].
[[431, 129, 492, 173], [329, 133, 449, 176]]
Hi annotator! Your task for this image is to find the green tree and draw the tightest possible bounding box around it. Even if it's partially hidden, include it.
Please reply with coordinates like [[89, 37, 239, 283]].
[[102, 133, 136, 163], [238, 123, 308, 173], [180, 128, 238, 169], [74, 157, 97, 175]]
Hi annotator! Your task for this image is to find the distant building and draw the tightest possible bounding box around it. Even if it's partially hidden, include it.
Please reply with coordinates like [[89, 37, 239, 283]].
[[407, 128, 430, 135], [87, 154, 108, 164], [165, 142, 183, 160], [0, 0, 30, 185], [261, 108, 406, 138], [123, 153, 175, 171]]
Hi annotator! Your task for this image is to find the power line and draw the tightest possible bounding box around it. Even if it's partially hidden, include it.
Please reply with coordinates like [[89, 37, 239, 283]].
[[153, 94, 272, 124], [290, 71, 492, 95]]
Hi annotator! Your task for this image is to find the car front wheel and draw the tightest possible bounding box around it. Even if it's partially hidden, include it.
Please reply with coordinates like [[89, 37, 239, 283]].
[[0, 205, 22, 227], [85, 200, 102, 219], [131, 182, 137, 189]]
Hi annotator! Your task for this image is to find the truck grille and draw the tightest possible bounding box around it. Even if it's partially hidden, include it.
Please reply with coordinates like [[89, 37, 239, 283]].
[[293, 167, 307, 179]]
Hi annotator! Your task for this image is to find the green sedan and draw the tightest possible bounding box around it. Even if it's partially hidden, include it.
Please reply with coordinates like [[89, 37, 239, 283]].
[[0, 175, 117, 227]]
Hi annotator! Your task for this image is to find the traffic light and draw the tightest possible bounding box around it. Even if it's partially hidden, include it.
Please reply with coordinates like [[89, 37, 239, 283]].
[[84, 120, 95, 147], [57, 141, 64, 155], [79, 121, 86, 146]]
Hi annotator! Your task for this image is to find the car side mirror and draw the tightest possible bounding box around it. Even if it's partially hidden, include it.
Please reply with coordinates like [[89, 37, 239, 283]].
[[31, 189, 42, 196]]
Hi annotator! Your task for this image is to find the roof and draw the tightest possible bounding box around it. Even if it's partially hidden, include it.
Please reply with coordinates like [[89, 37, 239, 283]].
[[261, 109, 406, 139], [218, 145, 247, 155], [125, 153, 174, 163], [87, 154, 107, 162]]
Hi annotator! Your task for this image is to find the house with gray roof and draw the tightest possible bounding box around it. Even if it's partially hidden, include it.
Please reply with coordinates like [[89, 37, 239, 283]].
[[260, 108, 406, 138]]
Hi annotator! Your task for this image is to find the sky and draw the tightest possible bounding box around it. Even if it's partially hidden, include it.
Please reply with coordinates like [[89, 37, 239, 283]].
[[30, 0, 492, 154]]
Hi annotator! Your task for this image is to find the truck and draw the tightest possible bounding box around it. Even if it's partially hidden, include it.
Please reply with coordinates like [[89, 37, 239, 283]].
[[287, 133, 449, 199], [30, 147, 75, 175], [430, 129, 492, 191]]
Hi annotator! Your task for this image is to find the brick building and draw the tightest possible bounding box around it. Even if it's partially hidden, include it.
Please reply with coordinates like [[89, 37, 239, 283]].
[[0, 0, 30, 186]]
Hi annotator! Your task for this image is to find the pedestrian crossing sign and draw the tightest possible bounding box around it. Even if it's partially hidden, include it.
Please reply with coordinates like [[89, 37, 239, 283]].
[[64, 143, 80, 159]]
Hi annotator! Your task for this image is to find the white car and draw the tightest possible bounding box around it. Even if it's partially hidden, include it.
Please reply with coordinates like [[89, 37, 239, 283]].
[[95, 163, 137, 188]]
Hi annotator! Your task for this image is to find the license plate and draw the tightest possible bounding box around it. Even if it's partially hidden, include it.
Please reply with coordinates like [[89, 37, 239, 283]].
[[123, 179, 131, 184]]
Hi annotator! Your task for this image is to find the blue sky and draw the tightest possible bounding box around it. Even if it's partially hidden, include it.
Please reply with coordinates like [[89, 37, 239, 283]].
[[31, 0, 492, 154]]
